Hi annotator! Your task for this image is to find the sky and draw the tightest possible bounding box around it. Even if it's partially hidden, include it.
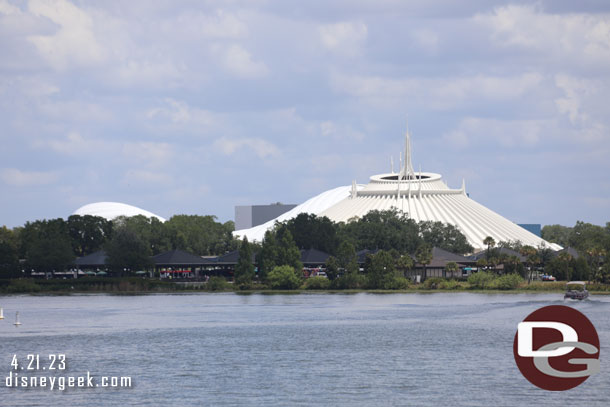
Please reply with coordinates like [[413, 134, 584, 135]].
[[1, 0, 609, 228]]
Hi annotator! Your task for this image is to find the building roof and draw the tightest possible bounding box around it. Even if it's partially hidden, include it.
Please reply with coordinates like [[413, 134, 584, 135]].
[[468, 247, 526, 262], [300, 248, 331, 265], [75, 250, 107, 266], [73, 202, 166, 222], [152, 249, 208, 265], [234, 132, 562, 252], [417, 247, 474, 268]]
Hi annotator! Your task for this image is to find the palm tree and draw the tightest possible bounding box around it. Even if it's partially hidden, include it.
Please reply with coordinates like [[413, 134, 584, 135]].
[[520, 245, 538, 284], [444, 261, 458, 278], [557, 252, 573, 281], [483, 236, 496, 261], [416, 245, 433, 282]]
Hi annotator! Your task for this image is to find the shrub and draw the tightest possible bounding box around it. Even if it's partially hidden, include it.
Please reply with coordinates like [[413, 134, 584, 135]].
[[207, 276, 229, 291], [6, 279, 41, 293], [422, 277, 444, 289], [439, 279, 462, 290], [333, 273, 367, 289], [493, 273, 524, 290], [386, 276, 409, 290], [267, 265, 302, 290], [467, 271, 496, 289], [304, 276, 331, 290]]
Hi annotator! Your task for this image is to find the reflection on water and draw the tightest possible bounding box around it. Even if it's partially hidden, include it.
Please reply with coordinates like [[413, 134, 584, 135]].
[[1, 293, 608, 406]]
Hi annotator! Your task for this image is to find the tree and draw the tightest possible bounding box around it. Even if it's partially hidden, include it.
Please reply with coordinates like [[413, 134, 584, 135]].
[[444, 261, 458, 278], [325, 256, 340, 281], [415, 245, 433, 281], [105, 227, 152, 274], [336, 241, 356, 269], [21, 219, 74, 273], [541, 224, 572, 247], [284, 213, 338, 254], [276, 228, 303, 272], [476, 258, 488, 270], [0, 226, 20, 278], [234, 237, 255, 288], [557, 252, 573, 281], [483, 236, 496, 261], [165, 215, 236, 255], [267, 265, 302, 289], [520, 245, 539, 284], [67, 215, 112, 257], [365, 250, 396, 289], [257, 230, 279, 281], [396, 255, 414, 278]]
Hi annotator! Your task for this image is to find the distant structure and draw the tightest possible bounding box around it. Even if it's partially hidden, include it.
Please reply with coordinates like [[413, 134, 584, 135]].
[[235, 127, 561, 252], [235, 203, 297, 230], [73, 202, 166, 222], [518, 224, 542, 237]]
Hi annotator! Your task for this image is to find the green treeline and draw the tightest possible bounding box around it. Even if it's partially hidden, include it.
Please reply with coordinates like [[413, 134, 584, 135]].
[[0, 214, 236, 276], [1, 209, 610, 290]]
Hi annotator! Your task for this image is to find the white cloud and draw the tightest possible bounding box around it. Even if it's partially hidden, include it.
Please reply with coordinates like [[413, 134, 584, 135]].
[[0, 168, 59, 186], [213, 136, 280, 158], [36, 131, 109, 155], [331, 72, 543, 109], [318, 21, 368, 56], [475, 5, 610, 67], [320, 121, 364, 142], [121, 169, 172, 186], [147, 98, 215, 126], [27, 0, 105, 70], [122, 142, 175, 165], [442, 117, 551, 148], [215, 43, 269, 79], [0, 0, 20, 15]]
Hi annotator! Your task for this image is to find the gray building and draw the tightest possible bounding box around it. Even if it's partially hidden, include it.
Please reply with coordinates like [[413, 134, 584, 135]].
[[235, 203, 297, 230], [518, 224, 542, 237]]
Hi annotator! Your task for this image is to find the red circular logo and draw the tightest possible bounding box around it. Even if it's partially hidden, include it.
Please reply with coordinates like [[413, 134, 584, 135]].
[[513, 305, 600, 391]]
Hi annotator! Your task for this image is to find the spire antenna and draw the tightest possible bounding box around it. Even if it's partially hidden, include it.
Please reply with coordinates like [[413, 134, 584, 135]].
[[400, 122, 414, 180]]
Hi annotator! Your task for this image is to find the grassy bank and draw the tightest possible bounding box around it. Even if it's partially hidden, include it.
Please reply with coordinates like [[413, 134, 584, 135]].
[[1, 276, 609, 295]]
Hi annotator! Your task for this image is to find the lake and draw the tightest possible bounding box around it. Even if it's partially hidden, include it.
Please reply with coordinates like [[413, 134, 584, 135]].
[[1, 293, 609, 406]]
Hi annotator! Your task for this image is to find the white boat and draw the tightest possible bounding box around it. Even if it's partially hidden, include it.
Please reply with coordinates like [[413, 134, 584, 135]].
[[14, 311, 21, 326], [0, 307, 4, 320]]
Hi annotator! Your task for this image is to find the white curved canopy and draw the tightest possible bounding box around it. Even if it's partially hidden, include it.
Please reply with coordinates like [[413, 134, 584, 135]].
[[73, 202, 166, 222]]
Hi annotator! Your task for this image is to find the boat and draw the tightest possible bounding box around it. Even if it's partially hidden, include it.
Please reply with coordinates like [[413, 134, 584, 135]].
[[564, 281, 589, 300], [0, 307, 4, 320], [14, 311, 21, 326]]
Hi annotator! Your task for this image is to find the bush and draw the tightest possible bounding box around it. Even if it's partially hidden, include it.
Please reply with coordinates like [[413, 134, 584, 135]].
[[386, 276, 410, 290], [207, 276, 229, 291], [467, 271, 496, 289], [493, 273, 524, 290], [303, 276, 331, 290], [332, 273, 367, 289], [6, 279, 41, 293], [267, 266, 302, 290], [439, 279, 462, 290], [422, 277, 444, 289]]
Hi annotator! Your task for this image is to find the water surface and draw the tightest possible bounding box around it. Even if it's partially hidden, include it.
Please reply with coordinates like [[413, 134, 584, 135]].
[[1, 293, 608, 406]]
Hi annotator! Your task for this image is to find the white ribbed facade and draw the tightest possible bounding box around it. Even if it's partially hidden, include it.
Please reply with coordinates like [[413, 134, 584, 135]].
[[319, 171, 561, 252], [234, 129, 561, 253]]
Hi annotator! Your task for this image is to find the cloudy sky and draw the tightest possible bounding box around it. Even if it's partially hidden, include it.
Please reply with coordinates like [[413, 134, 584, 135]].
[[1, 0, 609, 228]]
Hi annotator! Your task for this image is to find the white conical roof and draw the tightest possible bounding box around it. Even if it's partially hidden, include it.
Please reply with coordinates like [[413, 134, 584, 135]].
[[318, 170, 561, 252], [234, 130, 561, 252]]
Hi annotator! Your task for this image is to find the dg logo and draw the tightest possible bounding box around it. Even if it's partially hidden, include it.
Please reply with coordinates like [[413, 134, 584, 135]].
[[513, 305, 600, 391]]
